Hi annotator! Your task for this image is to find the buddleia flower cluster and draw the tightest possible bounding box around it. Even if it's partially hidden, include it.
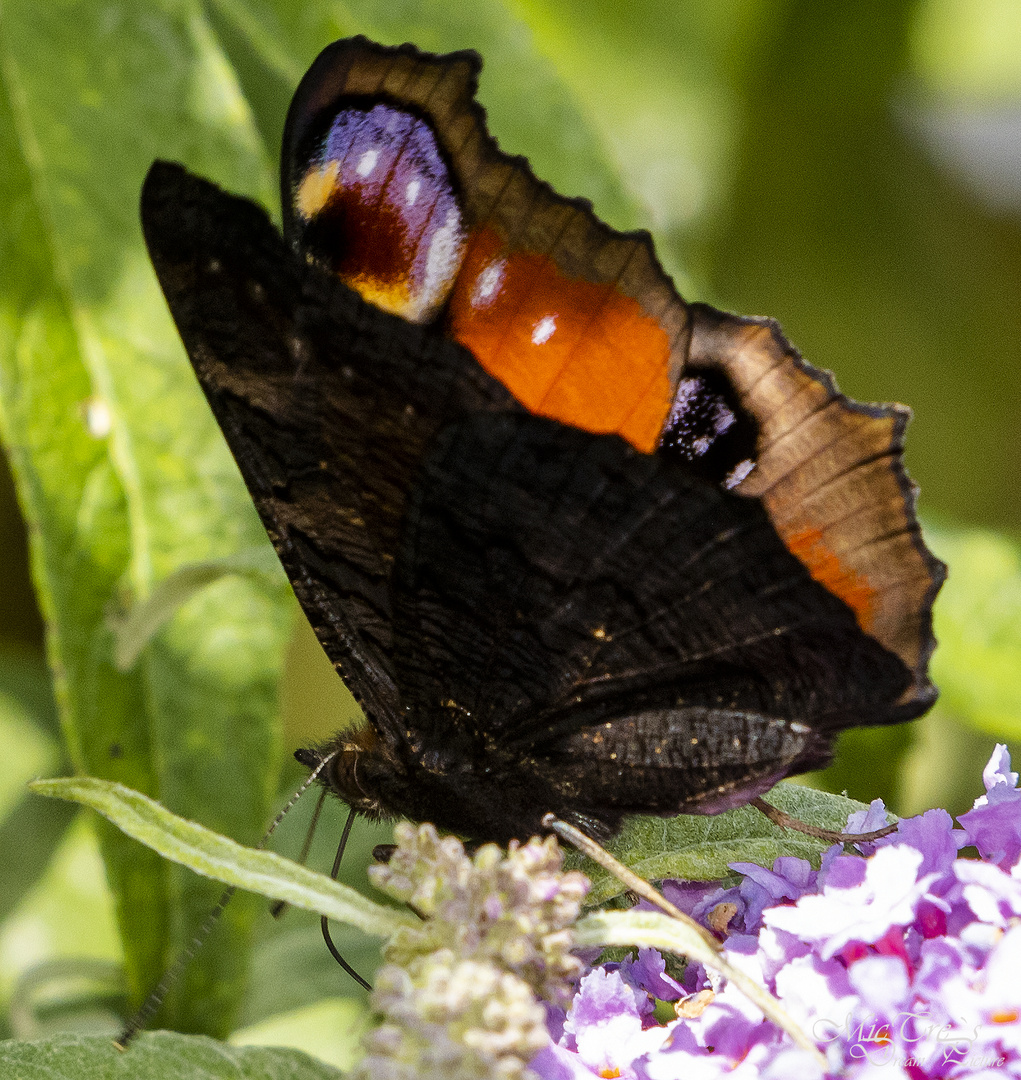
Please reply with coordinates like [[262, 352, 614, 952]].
[[533, 745, 1021, 1079], [354, 822, 589, 1080]]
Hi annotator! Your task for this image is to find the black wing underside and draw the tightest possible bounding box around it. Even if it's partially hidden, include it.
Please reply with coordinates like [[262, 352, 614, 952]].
[[141, 161, 520, 737], [394, 413, 916, 750], [142, 162, 919, 832]]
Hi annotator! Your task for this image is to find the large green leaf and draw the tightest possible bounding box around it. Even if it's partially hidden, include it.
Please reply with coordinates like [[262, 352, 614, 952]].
[[0, 651, 76, 927], [0, 1032, 344, 1079], [0, 0, 292, 1034], [580, 782, 873, 904]]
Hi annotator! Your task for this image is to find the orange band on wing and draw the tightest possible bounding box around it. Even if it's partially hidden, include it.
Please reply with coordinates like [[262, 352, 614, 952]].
[[447, 228, 673, 453], [785, 527, 877, 631]]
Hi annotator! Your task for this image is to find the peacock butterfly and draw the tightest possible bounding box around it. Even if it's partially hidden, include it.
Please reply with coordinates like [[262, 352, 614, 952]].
[[140, 36, 945, 846]]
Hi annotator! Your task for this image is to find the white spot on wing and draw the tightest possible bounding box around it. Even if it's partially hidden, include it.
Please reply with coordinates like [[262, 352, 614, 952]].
[[405, 178, 421, 205], [724, 459, 755, 489], [691, 435, 713, 456], [531, 315, 557, 345], [356, 149, 379, 178], [406, 208, 464, 322], [471, 260, 505, 307]]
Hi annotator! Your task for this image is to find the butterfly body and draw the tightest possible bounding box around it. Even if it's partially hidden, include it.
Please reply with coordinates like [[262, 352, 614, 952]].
[[141, 38, 944, 845]]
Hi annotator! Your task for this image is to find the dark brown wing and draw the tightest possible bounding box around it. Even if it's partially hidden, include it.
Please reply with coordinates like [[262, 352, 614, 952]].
[[140, 162, 519, 736], [391, 411, 922, 769], [278, 35, 944, 730]]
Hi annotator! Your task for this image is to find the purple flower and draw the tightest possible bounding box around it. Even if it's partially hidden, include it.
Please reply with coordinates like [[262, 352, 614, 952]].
[[876, 808, 964, 876], [958, 744, 1021, 868], [559, 968, 671, 1077], [763, 845, 936, 958], [535, 745, 1021, 1080], [843, 798, 894, 855], [616, 948, 685, 1010], [729, 856, 817, 932]]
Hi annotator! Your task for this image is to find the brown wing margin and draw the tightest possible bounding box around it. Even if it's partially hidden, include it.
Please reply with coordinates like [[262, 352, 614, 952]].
[[687, 302, 946, 713], [280, 35, 691, 394]]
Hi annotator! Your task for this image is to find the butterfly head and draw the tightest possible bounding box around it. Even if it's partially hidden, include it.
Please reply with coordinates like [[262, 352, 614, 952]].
[[295, 726, 392, 818]]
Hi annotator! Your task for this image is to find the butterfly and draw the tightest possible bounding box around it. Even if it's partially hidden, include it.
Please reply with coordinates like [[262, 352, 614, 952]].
[[140, 36, 945, 846]]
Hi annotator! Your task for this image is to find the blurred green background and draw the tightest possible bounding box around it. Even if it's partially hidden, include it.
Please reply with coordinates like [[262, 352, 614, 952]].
[[1, 0, 1019, 1069]]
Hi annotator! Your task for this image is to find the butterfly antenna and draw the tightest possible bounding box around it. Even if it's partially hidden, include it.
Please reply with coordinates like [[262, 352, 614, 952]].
[[114, 756, 334, 1050], [270, 786, 329, 918], [320, 805, 372, 991]]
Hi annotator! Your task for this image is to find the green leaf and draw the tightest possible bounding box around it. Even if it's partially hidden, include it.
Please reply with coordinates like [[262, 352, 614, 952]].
[[577, 782, 874, 904], [928, 524, 1021, 741], [0, 0, 292, 1033], [231, 997, 370, 1074], [0, 647, 72, 926], [241, 923, 380, 1027], [5, 958, 125, 1042], [0, 648, 61, 743], [1, 816, 123, 1041], [0, 795, 78, 930], [0, 1031, 345, 1079], [30, 777, 416, 939], [109, 549, 282, 672]]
